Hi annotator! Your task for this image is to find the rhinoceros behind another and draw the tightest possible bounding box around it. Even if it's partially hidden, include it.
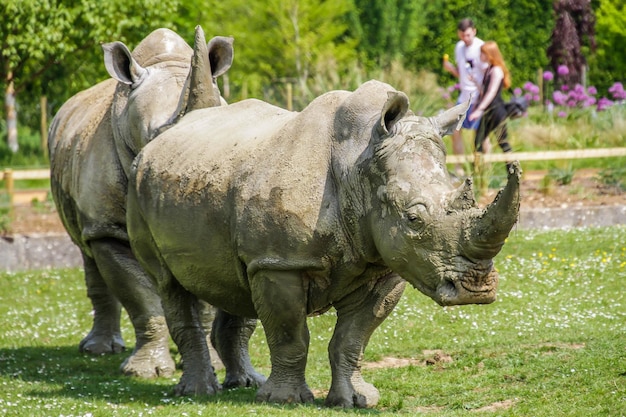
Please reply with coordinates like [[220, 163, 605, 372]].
[[48, 27, 263, 386], [126, 80, 521, 407]]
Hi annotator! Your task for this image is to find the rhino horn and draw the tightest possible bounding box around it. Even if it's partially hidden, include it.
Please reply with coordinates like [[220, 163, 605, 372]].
[[428, 99, 471, 137], [448, 177, 478, 211], [184, 25, 221, 112], [464, 161, 522, 259], [156, 26, 223, 137]]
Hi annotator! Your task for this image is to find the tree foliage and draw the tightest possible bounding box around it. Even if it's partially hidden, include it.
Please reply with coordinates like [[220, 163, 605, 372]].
[[350, 0, 421, 69], [407, 0, 554, 92], [587, 0, 625, 92], [2, 0, 621, 153], [175, 0, 358, 109], [546, 0, 596, 87], [0, 0, 179, 145]]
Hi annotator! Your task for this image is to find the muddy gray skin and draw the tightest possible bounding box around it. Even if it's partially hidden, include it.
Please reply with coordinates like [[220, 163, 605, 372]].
[[126, 80, 521, 406], [48, 27, 262, 386]]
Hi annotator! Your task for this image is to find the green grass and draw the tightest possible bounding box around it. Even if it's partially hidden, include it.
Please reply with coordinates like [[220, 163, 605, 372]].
[[1, 226, 625, 415]]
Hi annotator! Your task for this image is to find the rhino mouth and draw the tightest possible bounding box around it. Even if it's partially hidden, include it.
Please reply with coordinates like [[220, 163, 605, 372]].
[[433, 261, 499, 306]]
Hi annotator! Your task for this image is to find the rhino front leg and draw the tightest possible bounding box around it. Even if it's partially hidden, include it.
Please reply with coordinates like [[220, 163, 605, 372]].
[[79, 252, 125, 355], [211, 309, 266, 389], [90, 239, 175, 378], [326, 274, 406, 408], [251, 270, 314, 404]]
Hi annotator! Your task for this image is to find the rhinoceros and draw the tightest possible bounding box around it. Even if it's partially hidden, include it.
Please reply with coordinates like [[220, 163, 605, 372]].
[[126, 80, 521, 406], [48, 27, 263, 386]]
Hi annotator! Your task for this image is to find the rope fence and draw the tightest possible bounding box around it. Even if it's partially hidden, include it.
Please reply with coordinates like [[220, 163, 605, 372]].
[[2, 147, 626, 208]]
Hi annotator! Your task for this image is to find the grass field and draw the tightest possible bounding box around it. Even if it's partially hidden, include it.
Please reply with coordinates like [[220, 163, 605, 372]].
[[0, 226, 625, 416]]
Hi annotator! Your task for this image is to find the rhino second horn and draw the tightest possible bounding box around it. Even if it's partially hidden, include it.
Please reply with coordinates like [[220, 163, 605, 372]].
[[448, 177, 477, 211], [465, 161, 521, 259]]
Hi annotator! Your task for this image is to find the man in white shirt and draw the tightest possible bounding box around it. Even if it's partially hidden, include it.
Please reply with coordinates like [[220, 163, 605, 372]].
[[443, 18, 489, 174]]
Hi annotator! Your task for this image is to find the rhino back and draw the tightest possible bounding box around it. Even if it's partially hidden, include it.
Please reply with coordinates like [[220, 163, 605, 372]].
[[49, 79, 128, 250], [130, 93, 358, 309]]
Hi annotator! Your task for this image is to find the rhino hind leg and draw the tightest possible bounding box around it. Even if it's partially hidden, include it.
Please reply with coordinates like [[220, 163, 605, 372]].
[[251, 270, 314, 404], [326, 274, 406, 408], [90, 238, 175, 378], [197, 301, 225, 372], [79, 252, 125, 355], [210, 308, 266, 389], [161, 284, 221, 396]]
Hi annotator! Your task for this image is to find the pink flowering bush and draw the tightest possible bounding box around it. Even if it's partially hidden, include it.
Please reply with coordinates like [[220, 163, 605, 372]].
[[441, 70, 624, 119], [538, 70, 624, 117]]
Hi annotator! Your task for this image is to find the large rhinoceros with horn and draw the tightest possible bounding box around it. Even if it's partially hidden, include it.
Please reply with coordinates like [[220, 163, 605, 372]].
[[49, 27, 263, 386], [126, 80, 521, 406]]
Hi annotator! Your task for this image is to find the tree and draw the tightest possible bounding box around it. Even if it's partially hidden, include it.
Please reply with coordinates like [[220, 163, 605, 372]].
[[546, 0, 596, 87], [350, 0, 421, 69], [405, 0, 557, 91], [505, 0, 554, 87], [587, 0, 626, 93], [177, 0, 358, 109], [0, 0, 179, 153]]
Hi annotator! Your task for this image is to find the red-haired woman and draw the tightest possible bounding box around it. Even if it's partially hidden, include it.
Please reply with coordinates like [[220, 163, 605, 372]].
[[468, 41, 513, 167]]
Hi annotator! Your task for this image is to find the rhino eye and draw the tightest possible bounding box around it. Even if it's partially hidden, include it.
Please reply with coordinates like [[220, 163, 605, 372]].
[[405, 203, 428, 230]]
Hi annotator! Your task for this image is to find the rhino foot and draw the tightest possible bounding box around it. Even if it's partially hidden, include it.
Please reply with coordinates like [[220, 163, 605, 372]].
[[325, 379, 379, 409], [255, 380, 314, 404], [79, 331, 125, 355], [223, 369, 267, 389], [174, 371, 221, 397], [120, 345, 176, 378]]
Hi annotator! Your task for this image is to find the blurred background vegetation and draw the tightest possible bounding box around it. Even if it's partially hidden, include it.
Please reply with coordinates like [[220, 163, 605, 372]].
[[0, 0, 624, 166]]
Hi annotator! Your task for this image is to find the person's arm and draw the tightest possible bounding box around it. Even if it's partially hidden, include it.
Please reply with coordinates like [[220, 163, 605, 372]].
[[444, 43, 462, 78], [469, 67, 503, 121], [443, 59, 459, 78]]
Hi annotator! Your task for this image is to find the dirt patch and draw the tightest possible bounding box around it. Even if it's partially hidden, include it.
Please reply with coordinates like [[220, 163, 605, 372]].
[[478, 168, 625, 209], [471, 399, 517, 412], [3, 168, 624, 236], [362, 349, 453, 370], [3, 201, 66, 235], [362, 356, 425, 369]]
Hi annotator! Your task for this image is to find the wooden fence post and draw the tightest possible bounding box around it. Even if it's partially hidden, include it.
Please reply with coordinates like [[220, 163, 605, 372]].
[[537, 68, 544, 108], [473, 152, 488, 195], [286, 82, 293, 111], [41, 96, 48, 159], [4, 168, 14, 218]]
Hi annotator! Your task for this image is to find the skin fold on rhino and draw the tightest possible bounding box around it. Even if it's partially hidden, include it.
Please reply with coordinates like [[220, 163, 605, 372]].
[[126, 80, 521, 407], [48, 26, 264, 387]]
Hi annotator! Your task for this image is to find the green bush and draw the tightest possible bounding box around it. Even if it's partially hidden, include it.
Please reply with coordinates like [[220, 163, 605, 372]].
[[0, 126, 49, 168]]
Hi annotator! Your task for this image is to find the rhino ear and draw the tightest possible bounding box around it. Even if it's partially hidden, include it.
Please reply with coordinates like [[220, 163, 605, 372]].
[[207, 36, 234, 79], [429, 99, 470, 137], [378, 91, 410, 135], [102, 41, 147, 86]]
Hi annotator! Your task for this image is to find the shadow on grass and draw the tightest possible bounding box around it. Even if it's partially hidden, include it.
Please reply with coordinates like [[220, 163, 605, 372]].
[[0, 345, 255, 405], [0, 345, 372, 412]]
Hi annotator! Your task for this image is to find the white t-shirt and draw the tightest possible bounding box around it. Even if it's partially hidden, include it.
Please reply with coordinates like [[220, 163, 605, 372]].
[[454, 37, 487, 104]]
